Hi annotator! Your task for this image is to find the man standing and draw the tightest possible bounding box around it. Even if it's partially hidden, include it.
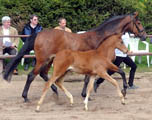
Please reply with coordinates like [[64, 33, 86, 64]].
[[21, 14, 43, 71], [0, 16, 19, 74], [54, 18, 72, 32], [94, 32, 138, 92]]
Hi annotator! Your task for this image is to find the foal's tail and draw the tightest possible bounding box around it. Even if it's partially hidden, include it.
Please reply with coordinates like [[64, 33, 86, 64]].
[[39, 54, 56, 72], [3, 33, 37, 82]]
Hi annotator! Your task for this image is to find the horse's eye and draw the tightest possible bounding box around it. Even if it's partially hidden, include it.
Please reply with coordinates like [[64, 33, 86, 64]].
[[121, 41, 123, 44]]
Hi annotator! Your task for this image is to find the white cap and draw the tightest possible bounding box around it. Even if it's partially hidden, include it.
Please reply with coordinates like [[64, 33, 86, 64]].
[[2, 16, 11, 23]]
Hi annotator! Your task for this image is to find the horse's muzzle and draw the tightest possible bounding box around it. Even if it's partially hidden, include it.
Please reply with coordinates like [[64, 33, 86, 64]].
[[140, 36, 146, 41]]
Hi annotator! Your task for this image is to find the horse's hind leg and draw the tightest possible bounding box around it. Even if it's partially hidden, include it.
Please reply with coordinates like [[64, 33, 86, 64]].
[[22, 61, 43, 102], [39, 59, 58, 95], [22, 70, 36, 102]]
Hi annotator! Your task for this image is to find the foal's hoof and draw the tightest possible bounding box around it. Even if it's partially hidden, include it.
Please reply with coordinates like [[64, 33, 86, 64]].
[[121, 89, 126, 97], [35, 106, 40, 112], [35, 109, 40, 113], [121, 102, 125, 105]]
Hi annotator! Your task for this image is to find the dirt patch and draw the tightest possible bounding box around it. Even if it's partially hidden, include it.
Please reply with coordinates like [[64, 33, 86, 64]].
[[0, 72, 152, 120]]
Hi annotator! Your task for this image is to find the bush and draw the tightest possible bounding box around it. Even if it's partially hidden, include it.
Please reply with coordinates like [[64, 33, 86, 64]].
[[0, 0, 151, 34]]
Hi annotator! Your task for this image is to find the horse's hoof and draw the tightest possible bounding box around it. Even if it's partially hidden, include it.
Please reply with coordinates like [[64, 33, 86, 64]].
[[82, 96, 93, 101], [51, 84, 58, 95], [94, 82, 100, 93], [24, 98, 30, 103], [121, 89, 126, 97], [81, 93, 86, 98], [3, 73, 12, 83]]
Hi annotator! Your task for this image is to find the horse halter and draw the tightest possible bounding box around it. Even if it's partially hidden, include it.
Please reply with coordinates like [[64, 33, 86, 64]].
[[131, 15, 145, 36]]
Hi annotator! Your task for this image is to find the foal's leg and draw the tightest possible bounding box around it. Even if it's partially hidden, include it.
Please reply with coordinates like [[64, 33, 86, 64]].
[[84, 76, 96, 111], [36, 57, 72, 111], [98, 72, 125, 105], [55, 76, 73, 106], [36, 76, 58, 112]]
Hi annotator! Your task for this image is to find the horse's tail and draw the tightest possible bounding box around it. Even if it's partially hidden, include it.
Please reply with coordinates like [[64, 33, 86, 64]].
[[3, 33, 37, 82]]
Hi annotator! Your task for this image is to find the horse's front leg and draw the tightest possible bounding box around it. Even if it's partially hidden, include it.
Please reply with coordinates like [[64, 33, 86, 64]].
[[116, 68, 128, 97], [81, 75, 90, 98]]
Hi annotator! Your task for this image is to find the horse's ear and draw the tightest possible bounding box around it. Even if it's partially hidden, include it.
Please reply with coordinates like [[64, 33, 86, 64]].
[[133, 12, 138, 18]]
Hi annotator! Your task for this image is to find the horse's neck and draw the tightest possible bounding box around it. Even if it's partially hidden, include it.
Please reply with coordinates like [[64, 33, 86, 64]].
[[83, 16, 131, 49], [81, 32, 101, 49], [119, 16, 131, 33], [97, 39, 116, 60], [95, 16, 131, 46]]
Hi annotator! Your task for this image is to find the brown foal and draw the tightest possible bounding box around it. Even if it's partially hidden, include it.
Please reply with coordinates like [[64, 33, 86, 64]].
[[36, 33, 129, 111]]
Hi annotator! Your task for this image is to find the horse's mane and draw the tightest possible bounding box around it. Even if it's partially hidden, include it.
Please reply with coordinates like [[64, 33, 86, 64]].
[[88, 13, 132, 49], [90, 14, 131, 33]]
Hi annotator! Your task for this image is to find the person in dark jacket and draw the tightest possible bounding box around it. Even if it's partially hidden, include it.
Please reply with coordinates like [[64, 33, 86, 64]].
[[21, 14, 43, 70]]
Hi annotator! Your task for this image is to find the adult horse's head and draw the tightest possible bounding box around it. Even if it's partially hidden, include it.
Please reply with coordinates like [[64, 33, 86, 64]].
[[126, 12, 147, 41], [92, 12, 147, 48]]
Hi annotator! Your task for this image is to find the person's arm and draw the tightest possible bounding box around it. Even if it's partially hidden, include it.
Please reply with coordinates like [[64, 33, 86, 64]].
[[21, 26, 31, 42], [10, 27, 19, 49], [13, 28, 19, 48]]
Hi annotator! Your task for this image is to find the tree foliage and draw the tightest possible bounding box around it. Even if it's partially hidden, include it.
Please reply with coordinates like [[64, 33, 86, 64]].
[[0, 0, 151, 34]]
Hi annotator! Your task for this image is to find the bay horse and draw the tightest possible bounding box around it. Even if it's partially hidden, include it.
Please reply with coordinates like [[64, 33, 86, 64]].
[[36, 33, 128, 111], [4, 12, 147, 102]]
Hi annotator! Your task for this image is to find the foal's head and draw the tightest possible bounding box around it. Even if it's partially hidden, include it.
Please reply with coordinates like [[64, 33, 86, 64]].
[[107, 34, 128, 54]]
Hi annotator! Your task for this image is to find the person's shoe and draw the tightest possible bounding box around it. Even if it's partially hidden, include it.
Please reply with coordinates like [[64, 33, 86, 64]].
[[128, 85, 139, 89], [24, 64, 29, 71], [13, 69, 18, 75]]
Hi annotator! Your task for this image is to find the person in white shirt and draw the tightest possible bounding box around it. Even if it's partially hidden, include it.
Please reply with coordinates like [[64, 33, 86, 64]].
[[0, 16, 19, 74], [94, 32, 138, 91]]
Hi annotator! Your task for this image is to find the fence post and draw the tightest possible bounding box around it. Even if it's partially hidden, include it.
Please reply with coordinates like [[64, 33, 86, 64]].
[[0, 37, 3, 76]]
